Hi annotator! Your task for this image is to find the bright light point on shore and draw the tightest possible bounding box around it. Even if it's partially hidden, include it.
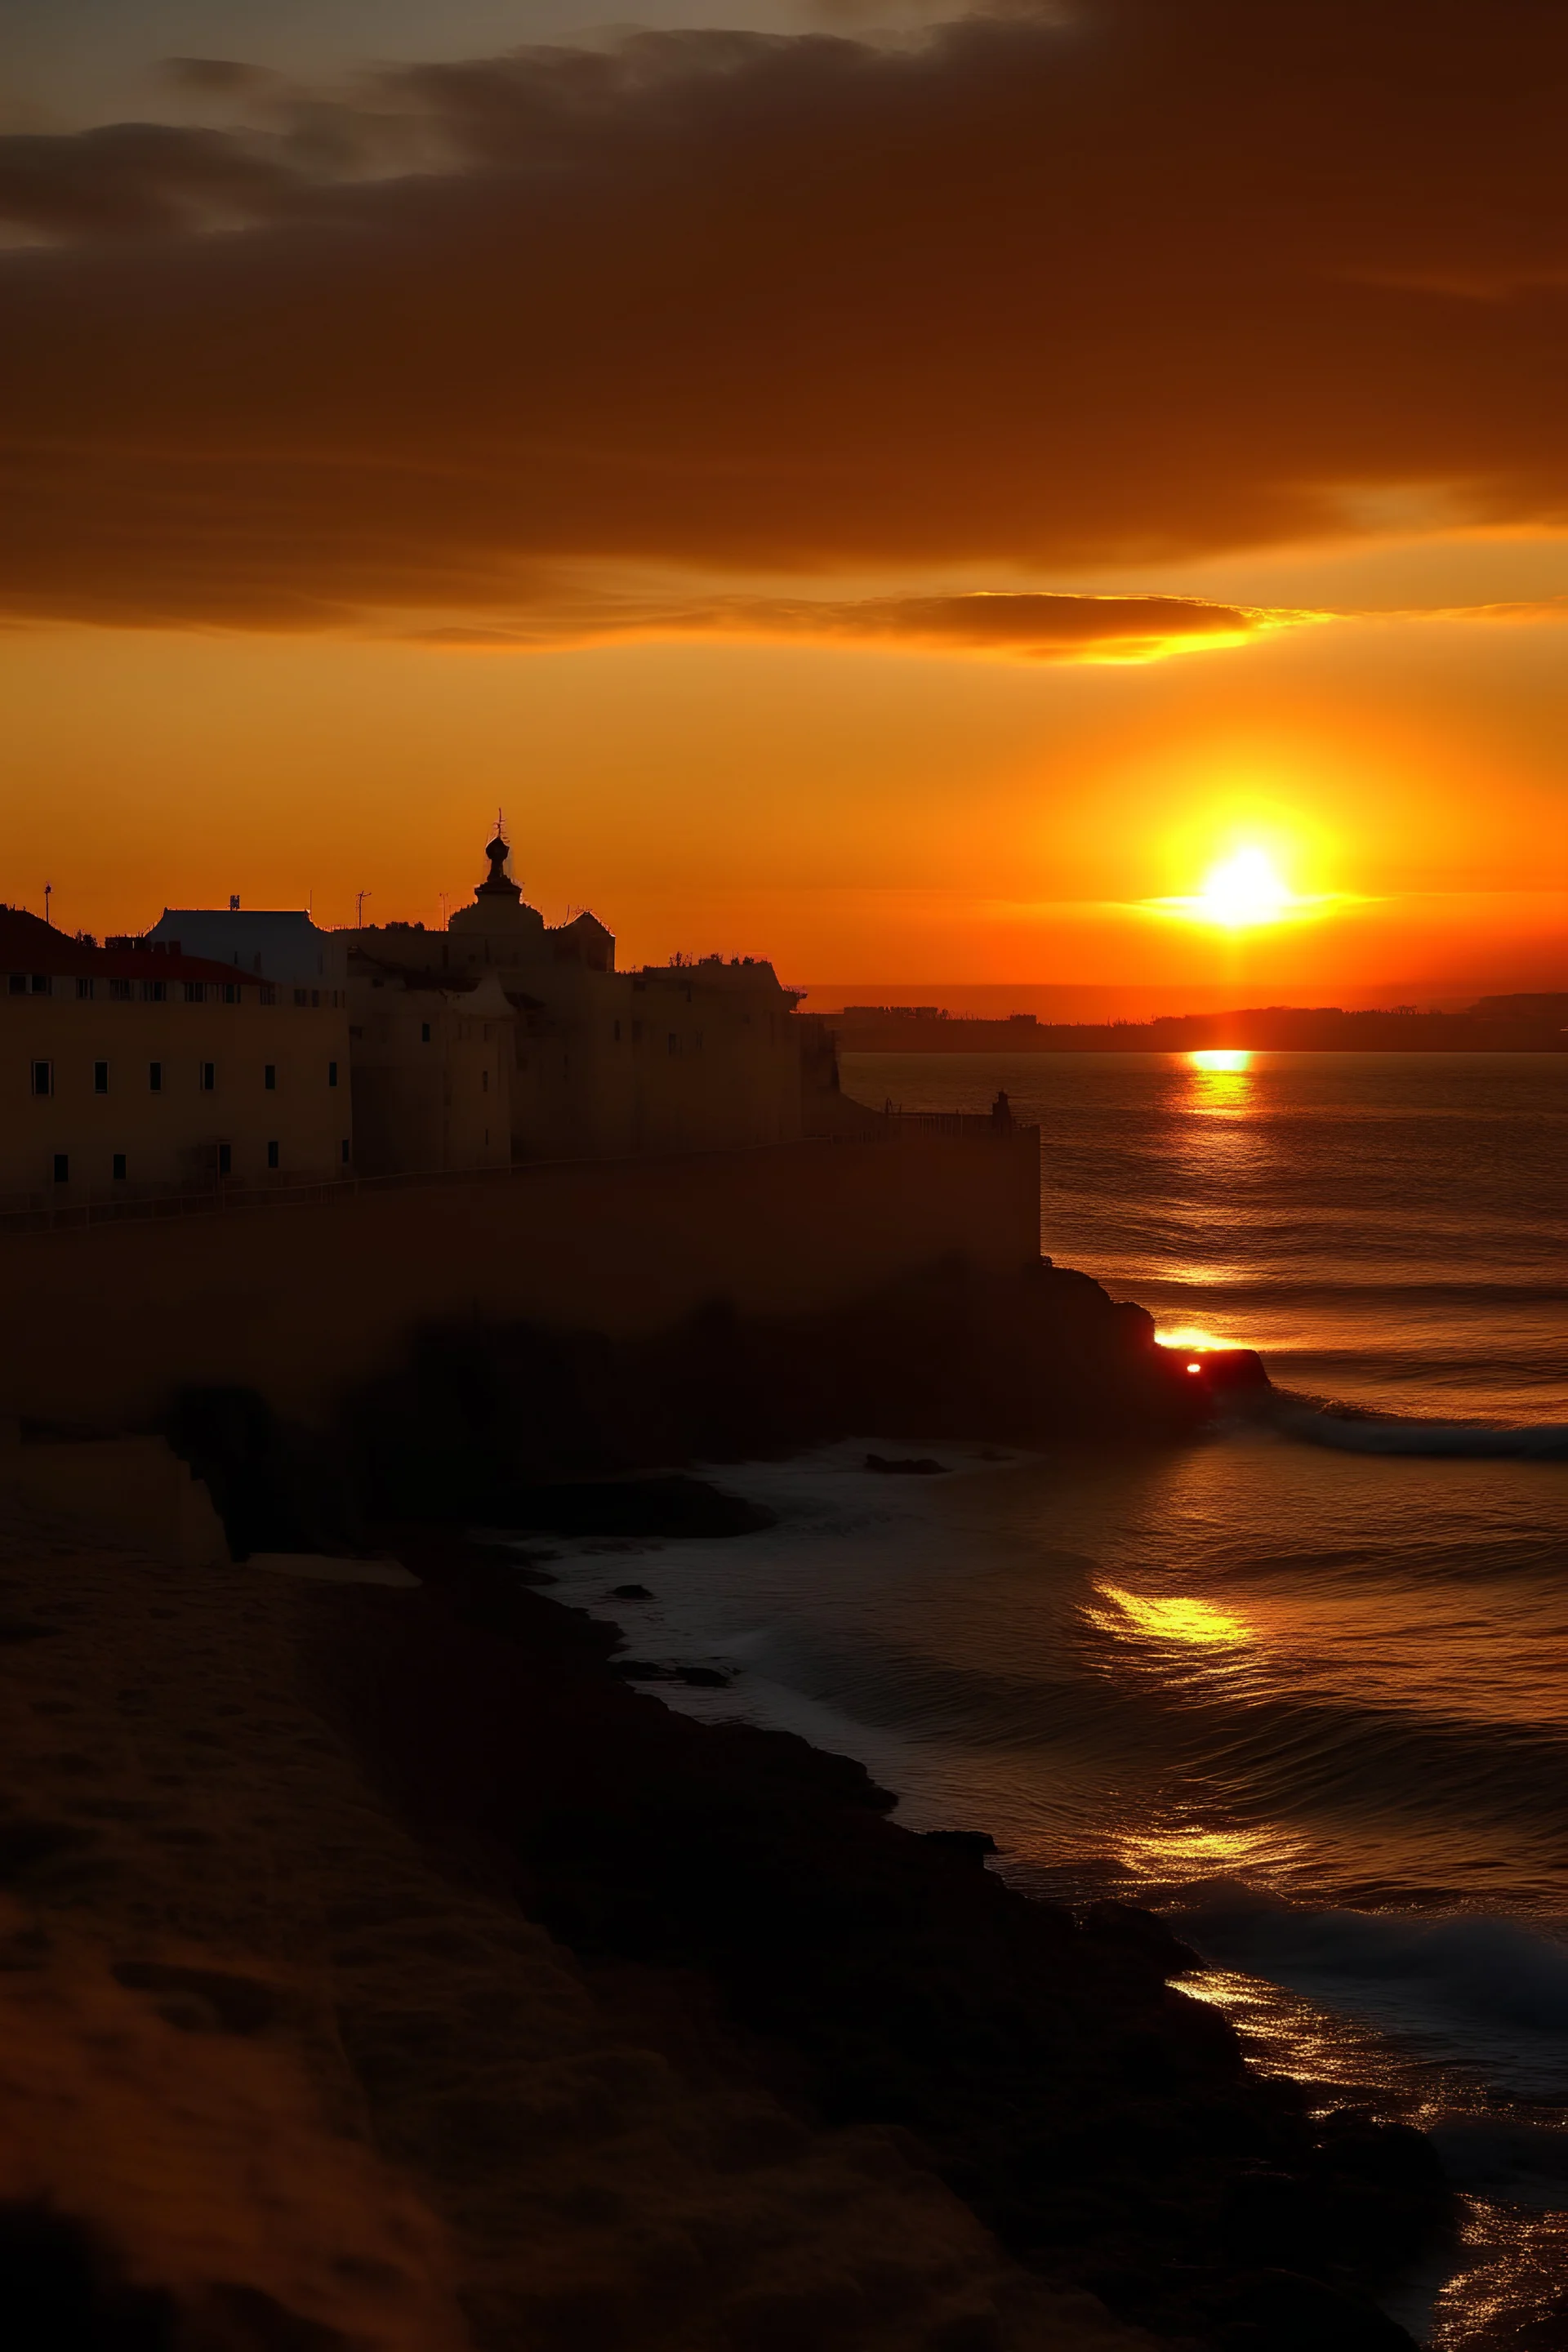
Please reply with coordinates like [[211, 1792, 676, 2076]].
[[1193, 846, 1293, 927], [1190, 1048, 1251, 1073]]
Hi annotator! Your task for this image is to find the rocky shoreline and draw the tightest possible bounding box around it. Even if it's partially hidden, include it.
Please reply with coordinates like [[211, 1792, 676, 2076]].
[[0, 1256, 1450, 2348], [317, 1530, 1449, 2352]]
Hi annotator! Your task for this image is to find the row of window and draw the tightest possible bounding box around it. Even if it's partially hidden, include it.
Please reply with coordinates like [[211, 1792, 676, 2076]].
[[608, 1019, 704, 1052], [28, 1059, 339, 1096], [7, 975, 344, 1008], [45, 1140, 353, 1183]]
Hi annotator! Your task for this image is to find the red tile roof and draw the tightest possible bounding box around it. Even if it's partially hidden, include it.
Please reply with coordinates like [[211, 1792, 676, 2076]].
[[0, 906, 261, 989]]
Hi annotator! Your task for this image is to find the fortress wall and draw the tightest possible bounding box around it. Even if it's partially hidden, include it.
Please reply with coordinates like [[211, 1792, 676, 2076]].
[[0, 1130, 1040, 1428]]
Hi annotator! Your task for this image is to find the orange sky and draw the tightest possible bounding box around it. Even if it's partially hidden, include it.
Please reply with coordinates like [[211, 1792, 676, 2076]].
[[2, 0, 1566, 1002]]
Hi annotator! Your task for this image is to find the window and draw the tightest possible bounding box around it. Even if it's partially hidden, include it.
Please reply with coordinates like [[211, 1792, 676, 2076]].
[[311, 990, 320, 1009], [142, 978, 166, 1003], [223, 982, 238, 1005], [341, 1138, 350, 1164], [667, 1032, 678, 1055], [52, 1153, 69, 1184], [328, 1060, 338, 1088], [110, 978, 133, 1002], [421, 1022, 431, 1044], [266, 1141, 279, 1169], [294, 988, 307, 1007], [77, 977, 94, 1000], [481, 1070, 488, 1093], [112, 1153, 127, 1182], [7, 973, 23, 996], [94, 1061, 109, 1095], [260, 983, 276, 1005], [185, 981, 204, 1004], [30, 1061, 51, 1098], [149, 1061, 163, 1093], [217, 1143, 232, 1177], [200, 1062, 215, 1092], [30, 974, 50, 996], [264, 1064, 276, 1091]]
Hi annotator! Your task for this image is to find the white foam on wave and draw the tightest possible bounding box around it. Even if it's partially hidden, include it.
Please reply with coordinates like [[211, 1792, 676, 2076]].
[[1183, 1885, 1568, 2100], [1272, 1396, 1568, 1460]]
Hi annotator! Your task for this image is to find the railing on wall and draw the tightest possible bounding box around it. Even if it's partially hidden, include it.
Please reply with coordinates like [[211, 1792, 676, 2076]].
[[883, 1110, 1027, 1140]]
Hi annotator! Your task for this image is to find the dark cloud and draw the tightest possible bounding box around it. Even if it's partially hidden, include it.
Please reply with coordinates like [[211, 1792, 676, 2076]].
[[161, 58, 287, 96], [0, 122, 305, 238], [412, 589, 1310, 659], [2, 1, 1566, 626]]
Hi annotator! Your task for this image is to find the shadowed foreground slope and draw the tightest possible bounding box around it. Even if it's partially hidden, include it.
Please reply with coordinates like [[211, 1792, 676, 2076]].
[[0, 1502, 1151, 2352]]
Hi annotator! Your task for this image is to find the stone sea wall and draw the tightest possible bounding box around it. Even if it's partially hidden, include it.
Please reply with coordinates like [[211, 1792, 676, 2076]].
[[0, 1129, 1040, 1429]]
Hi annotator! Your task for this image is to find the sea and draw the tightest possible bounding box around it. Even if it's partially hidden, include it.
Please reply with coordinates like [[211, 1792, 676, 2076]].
[[543, 1051, 1568, 2348]]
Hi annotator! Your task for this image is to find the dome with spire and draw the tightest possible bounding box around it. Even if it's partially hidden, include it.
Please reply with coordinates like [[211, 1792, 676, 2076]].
[[447, 817, 546, 961], [477, 826, 521, 901]]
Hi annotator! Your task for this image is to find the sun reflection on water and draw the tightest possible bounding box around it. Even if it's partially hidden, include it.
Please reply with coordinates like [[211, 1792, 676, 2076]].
[[1189, 1048, 1252, 1074], [1087, 1583, 1251, 1648]]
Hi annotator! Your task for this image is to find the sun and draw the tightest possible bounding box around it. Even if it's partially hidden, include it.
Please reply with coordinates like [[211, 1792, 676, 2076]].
[[1192, 847, 1294, 928], [1143, 841, 1340, 931]]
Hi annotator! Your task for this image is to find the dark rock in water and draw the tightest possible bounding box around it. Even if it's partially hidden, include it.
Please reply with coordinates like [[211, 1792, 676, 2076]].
[[1314, 2113, 1453, 2269], [923, 1829, 1000, 1859], [1189, 1346, 1270, 1393], [608, 1583, 655, 1601], [333, 1259, 1244, 1541], [1080, 1899, 1201, 1980], [612, 1657, 730, 1689], [865, 1453, 947, 1474], [1201, 2265, 1418, 2350]]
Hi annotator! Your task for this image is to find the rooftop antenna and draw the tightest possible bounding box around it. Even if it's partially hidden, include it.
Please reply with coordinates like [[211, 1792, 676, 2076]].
[[43, 882, 52, 927], [356, 889, 372, 927]]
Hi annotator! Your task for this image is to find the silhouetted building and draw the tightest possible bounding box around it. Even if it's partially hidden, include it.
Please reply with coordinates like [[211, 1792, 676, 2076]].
[[345, 832, 807, 1173], [143, 906, 347, 998], [1, 907, 351, 1209]]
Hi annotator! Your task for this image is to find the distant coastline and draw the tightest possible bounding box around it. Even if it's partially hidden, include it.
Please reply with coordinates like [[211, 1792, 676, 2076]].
[[827, 991, 1568, 1054]]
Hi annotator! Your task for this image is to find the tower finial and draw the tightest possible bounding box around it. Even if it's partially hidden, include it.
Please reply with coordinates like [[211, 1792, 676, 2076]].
[[478, 817, 521, 901]]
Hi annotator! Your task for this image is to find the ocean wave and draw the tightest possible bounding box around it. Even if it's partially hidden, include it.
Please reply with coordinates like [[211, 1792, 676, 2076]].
[[1271, 1396, 1568, 1459], [1181, 1886, 1568, 2060]]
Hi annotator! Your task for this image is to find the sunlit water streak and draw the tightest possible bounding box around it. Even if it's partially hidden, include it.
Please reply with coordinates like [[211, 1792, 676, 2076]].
[[541, 1053, 1568, 2345]]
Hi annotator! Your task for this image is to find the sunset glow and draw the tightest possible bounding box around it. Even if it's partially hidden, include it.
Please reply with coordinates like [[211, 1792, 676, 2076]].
[[2, 0, 1567, 987]]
